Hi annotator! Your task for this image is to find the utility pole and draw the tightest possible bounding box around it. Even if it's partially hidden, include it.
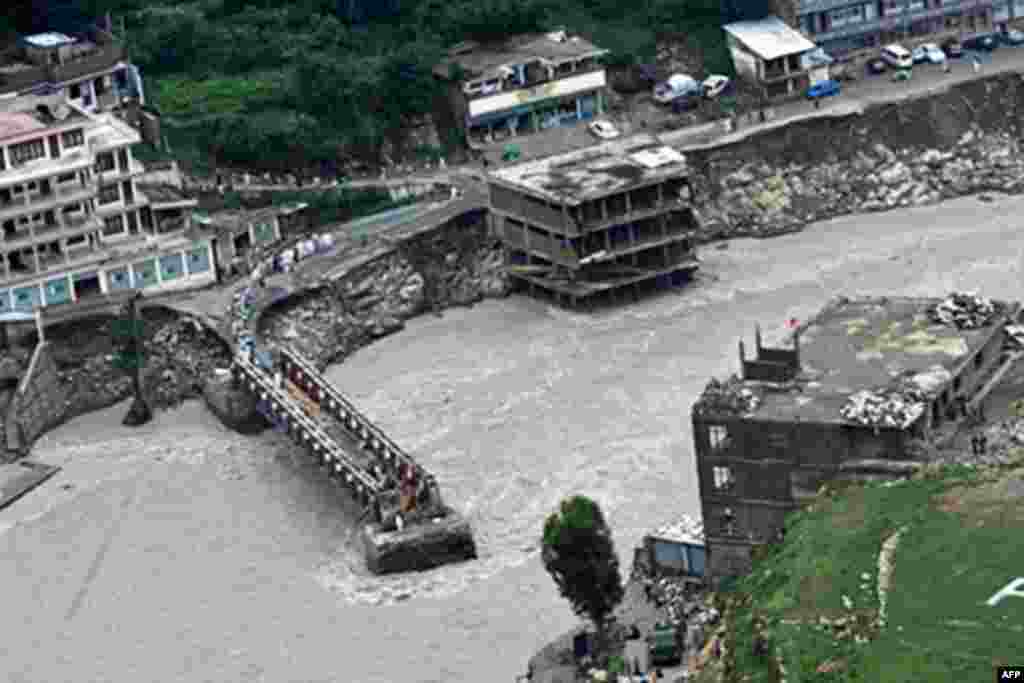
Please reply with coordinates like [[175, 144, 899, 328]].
[[114, 291, 152, 426]]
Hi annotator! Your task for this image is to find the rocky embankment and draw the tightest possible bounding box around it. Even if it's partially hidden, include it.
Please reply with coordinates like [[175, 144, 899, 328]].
[[691, 72, 1024, 239], [259, 218, 508, 369], [46, 310, 233, 420]]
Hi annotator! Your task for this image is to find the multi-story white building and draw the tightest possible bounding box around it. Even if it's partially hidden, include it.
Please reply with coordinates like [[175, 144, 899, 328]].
[[0, 97, 215, 314]]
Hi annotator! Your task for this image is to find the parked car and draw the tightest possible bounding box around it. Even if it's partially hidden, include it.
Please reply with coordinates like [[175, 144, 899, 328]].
[[702, 74, 731, 98], [806, 79, 841, 100], [881, 43, 914, 69], [867, 58, 888, 74], [892, 67, 912, 81], [912, 43, 946, 64], [1000, 29, 1024, 45], [653, 73, 700, 103], [588, 120, 620, 139], [942, 37, 964, 58], [963, 33, 999, 51]]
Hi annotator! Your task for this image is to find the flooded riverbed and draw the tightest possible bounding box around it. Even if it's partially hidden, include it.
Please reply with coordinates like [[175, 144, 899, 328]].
[[1, 195, 1022, 682]]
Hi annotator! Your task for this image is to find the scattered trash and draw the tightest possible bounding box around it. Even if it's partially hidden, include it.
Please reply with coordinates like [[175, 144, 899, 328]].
[[928, 292, 998, 329]]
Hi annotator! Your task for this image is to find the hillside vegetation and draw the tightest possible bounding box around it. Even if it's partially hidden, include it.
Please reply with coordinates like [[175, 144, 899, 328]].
[[13, 0, 738, 173], [711, 459, 1024, 683]]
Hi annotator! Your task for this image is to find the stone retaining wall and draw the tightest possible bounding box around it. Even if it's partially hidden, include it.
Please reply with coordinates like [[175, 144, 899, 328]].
[[5, 342, 64, 457]]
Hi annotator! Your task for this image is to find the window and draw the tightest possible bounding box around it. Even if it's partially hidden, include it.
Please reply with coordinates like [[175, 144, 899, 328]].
[[713, 466, 735, 492], [69, 83, 81, 99], [829, 5, 864, 27], [57, 173, 76, 184], [720, 507, 737, 535], [26, 182, 36, 191], [103, 215, 125, 237], [708, 425, 730, 451], [60, 128, 84, 149], [954, 376, 962, 392], [9, 139, 45, 165], [975, 350, 984, 370], [66, 234, 87, 248], [95, 152, 115, 173], [98, 184, 120, 205]]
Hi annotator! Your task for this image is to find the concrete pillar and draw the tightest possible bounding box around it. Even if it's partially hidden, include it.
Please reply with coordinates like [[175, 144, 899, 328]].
[[69, 274, 77, 302], [32, 243, 41, 273], [604, 229, 611, 252], [61, 238, 70, 264], [596, 89, 604, 115], [182, 249, 190, 277], [601, 198, 608, 221], [624, 191, 632, 215], [154, 257, 164, 285], [576, 97, 582, 120], [88, 79, 97, 108]]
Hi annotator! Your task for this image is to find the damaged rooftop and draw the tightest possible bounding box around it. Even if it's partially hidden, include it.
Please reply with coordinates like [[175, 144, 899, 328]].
[[707, 295, 1018, 424], [488, 134, 688, 205]]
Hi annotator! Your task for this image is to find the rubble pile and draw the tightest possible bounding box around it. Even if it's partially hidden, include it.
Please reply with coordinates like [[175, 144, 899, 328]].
[[650, 515, 705, 546], [840, 386, 926, 428], [144, 317, 233, 408], [928, 292, 998, 329], [695, 375, 762, 416], [974, 418, 1024, 465]]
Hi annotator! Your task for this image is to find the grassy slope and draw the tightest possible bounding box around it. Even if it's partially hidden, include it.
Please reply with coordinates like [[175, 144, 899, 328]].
[[720, 458, 1024, 683]]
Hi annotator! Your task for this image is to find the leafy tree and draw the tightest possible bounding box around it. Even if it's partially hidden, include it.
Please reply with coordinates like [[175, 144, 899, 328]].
[[542, 495, 624, 656]]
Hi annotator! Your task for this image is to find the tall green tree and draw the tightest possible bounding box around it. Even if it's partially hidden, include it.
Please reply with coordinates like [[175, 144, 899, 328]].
[[542, 495, 624, 657]]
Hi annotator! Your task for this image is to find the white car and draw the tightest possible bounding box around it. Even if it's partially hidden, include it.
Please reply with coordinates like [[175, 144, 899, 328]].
[[588, 120, 620, 139], [702, 74, 731, 98], [912, 43, 946, 64]]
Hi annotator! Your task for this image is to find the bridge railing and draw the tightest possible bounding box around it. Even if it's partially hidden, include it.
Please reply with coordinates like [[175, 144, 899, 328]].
[[233, 352, 381, 499], [281, 346, 424, 478]]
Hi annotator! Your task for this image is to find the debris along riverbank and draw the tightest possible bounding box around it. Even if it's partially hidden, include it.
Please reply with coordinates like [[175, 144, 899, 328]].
[[690, 72, 1024, 240]]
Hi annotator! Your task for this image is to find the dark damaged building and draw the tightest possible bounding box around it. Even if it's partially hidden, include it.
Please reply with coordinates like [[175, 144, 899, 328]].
[[692, 294, 1021, 581], [487, 134, 700, 308]]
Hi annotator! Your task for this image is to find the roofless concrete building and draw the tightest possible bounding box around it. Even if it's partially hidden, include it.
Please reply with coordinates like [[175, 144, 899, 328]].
[[487, 134, 700, 308]]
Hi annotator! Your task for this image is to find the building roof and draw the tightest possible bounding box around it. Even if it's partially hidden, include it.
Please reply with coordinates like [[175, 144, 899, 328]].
[[23, 33, 76, 49], [696, 295, 1017, 425], [86, 111, 139, 149], [195, 206, 283, 233], [0, 112, 45, 141], [434, 32, 608, 80], [723, 16, 817, 60], [488, 134, 688, 205]]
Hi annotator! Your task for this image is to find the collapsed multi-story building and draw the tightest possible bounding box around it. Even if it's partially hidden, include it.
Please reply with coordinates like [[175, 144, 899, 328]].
[[433, 31, 609, 148], [487, 134, 700, 308], [692, 295, 1020, 581]]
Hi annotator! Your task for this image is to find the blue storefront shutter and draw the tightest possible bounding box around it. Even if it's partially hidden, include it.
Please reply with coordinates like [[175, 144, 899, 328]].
[[187, 246, 210, 274], [160, 253, 184, 281]]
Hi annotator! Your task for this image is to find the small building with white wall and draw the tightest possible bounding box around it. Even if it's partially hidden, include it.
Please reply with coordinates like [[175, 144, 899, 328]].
[[723, 16, 819, 99]]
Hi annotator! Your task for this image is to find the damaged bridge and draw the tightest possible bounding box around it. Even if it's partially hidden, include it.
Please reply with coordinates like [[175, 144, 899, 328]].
[[232, 345, 477, 574]]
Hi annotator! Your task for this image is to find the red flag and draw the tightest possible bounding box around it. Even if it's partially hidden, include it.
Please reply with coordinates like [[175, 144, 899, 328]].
[[786, 317, 799, 329]]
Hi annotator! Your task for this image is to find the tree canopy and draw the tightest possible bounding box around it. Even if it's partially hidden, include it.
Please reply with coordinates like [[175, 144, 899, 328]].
[[542, 495, 624, 647]]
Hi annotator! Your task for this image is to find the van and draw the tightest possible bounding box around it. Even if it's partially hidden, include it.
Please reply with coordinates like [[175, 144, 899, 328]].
[[881, 44, 913, 70]]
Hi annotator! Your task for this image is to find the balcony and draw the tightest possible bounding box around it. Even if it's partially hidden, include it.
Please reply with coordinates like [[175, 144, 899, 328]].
[[0, 183, 96, 222], [464, 63, 605, 102], [1, 150, 94, 189]]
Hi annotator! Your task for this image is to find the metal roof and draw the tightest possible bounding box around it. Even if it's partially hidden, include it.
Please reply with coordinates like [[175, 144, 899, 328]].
[[723, 16, 817, 60], [434, 32, 608, 80], [488, 134, 688, 205]]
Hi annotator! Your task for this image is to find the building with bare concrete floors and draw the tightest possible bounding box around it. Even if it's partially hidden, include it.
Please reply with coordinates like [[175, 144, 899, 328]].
[[691, 294, 1021, 582], [486, 134, 700, 308]]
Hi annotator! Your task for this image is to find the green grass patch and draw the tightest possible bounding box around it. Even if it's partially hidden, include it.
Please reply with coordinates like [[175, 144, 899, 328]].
[[722, 463, 1023, 682], [152, 74, 285, 117]]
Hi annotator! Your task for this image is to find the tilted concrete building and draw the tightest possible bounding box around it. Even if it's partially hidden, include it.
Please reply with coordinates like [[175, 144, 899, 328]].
[[487, 134, 700, 308], [692, 295, 1019, 581]]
